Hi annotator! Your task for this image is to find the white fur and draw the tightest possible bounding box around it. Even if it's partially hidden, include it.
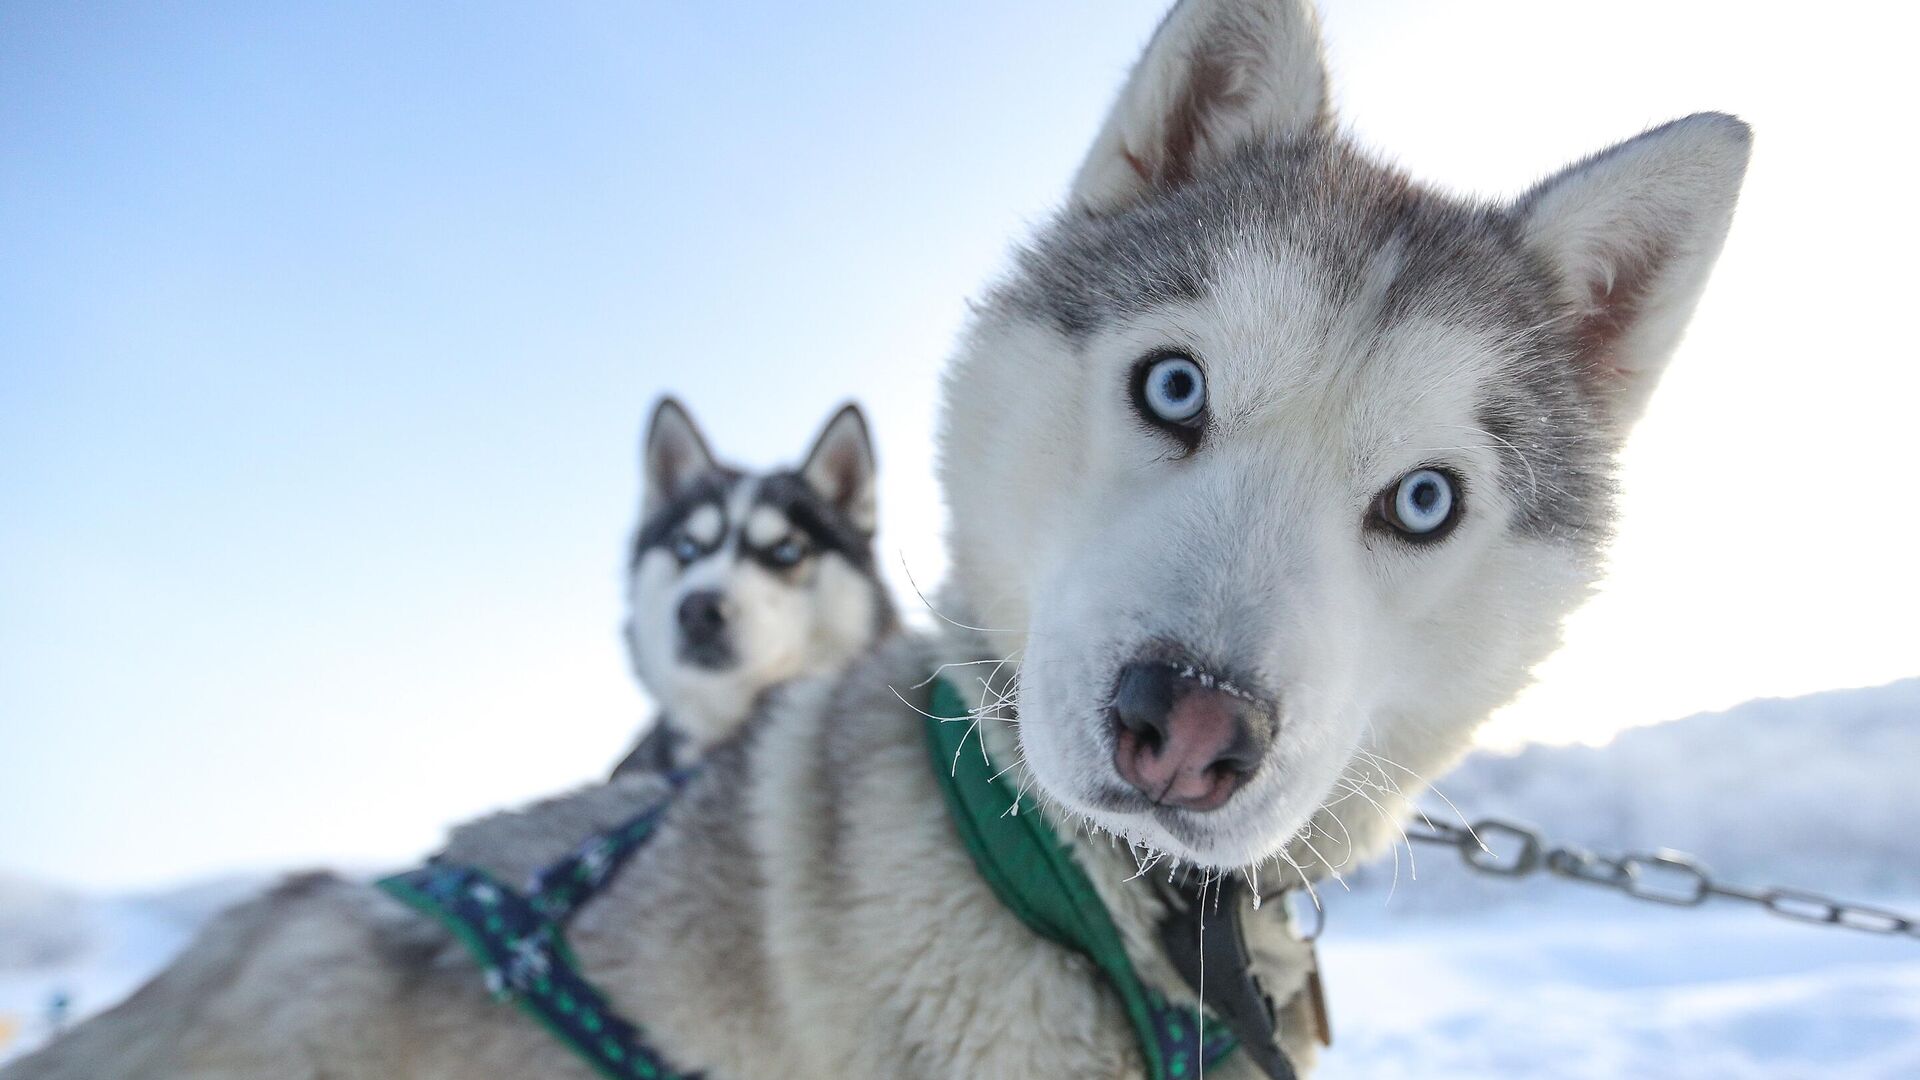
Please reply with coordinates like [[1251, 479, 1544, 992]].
[[743, 505, 790, 548], [683, 503, 724, 546]]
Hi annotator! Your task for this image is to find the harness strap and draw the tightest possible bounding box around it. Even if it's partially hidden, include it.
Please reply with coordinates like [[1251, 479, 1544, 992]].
[[1159, 875, 1299, 1080], [530, 767, 698, 923], [925, 677, 1239, 1080], [377, 771, 699, 1080]]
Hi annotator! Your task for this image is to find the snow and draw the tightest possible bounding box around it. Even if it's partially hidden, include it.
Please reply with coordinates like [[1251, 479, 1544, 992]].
[[3, 679, 1917, 1074], [1315, 677, 1920, 1079], [1314, 892, 1920, 1079], [0, 874, 265, 1059]]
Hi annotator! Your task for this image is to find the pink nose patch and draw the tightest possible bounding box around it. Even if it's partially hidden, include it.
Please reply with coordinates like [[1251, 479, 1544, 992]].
[[1113, 688, 1253, 812]]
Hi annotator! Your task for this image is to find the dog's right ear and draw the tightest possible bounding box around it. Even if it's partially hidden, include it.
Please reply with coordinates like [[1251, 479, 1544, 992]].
[[643, 397, 716, 516], [800, 403, 878, 536], [1069, 0, 1330, 214], [1516, 113, 1752, 430]]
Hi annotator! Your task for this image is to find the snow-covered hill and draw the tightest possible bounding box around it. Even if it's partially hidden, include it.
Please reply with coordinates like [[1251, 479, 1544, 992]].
[[0, 873, 267, 1060], [3, 679, 1916, 1075], [1347, 676, 1920, 911], [1313, 678, 1920, 1078]]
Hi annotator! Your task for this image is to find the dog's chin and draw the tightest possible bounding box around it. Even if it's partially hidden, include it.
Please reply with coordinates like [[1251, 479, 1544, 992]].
[[1019, 725, 1300, 871], [655, 662, 764, 745], [1075, 783, 1303, 871]]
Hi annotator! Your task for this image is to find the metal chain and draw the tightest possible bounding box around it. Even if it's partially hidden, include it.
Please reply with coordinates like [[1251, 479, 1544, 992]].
[[1404, 815, 1920, 940]]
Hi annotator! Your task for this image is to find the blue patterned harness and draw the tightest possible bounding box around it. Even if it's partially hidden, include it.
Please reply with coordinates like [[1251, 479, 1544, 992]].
[[377, 770, 699, 1080]]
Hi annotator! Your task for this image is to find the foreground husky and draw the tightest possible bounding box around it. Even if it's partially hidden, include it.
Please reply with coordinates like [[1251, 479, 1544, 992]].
[[8, 1, 1749, 1076], [613, 398, 896, 775]]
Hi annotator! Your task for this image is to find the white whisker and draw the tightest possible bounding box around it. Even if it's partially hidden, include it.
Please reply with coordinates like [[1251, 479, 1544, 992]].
[[898, 553, 1018, 634]]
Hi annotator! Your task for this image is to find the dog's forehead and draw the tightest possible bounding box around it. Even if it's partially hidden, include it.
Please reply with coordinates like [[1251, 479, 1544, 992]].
[[1198, 246, 1508, 427], [1087, 233, 1532, 464], [1004, 138, 1534, 338], [1002, 138, 1609, 546], [742, 502, 794, 547]]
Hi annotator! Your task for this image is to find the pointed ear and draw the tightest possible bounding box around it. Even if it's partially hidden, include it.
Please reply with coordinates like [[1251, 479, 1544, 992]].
[[1517, 113, 1752, 428], [800, 403, 878, 535], [1069, 0, 1329, 214], [643, 397, 716, 516]]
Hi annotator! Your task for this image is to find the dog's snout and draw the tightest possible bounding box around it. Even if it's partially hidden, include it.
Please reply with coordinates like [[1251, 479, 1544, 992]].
[[1110, 659, 1274, 812], [676, 590, 729, 643]]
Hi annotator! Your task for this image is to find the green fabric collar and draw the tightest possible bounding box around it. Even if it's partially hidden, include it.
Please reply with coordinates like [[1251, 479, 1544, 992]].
[[925, 677, 1236, 1079]]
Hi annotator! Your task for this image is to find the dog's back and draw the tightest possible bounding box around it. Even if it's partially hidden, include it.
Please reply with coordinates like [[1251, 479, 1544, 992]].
[[8, 874, 411, 1079], [9, 777, 688, 1079]]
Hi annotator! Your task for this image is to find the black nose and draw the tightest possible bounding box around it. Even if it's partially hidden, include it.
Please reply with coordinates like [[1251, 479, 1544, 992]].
[[1110, 659, 1274, 812], [676, 590, 728, 644], [1112, 662, 1179, 748]]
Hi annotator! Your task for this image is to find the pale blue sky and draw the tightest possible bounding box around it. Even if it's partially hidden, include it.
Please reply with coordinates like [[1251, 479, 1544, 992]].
[[4, 2, 1914, 889]]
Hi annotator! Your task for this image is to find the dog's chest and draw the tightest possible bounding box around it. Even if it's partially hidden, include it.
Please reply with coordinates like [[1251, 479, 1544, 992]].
[[726, 643, 1301, 1078]]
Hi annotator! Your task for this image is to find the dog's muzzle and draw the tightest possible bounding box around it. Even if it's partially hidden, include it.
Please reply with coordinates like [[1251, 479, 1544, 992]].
[[675, 589, 734, 669]]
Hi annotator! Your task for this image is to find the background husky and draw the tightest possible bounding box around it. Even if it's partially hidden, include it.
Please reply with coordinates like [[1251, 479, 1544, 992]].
[[3, 0, 1749, 1076], [614, 398, 897, 775]]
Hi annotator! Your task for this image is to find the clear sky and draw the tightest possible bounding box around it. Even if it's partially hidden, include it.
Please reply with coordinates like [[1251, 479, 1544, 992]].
[[3, 1, 1914, 890]]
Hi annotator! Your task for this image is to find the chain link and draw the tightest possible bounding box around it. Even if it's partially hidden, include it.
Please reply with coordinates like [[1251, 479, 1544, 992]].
[[1404, 815, 1920, 940]]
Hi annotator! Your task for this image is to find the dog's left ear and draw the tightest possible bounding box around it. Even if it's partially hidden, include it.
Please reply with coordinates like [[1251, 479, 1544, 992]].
[[801, 403, 878, 535], [643, 397, 717, 517], [1069, 0, 1331, 214], [1517, 113, 1752, 430]]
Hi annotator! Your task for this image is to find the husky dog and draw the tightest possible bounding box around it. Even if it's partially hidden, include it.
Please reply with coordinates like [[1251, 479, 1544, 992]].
[[613, 398, 896, 775], [7, 1, 1749, 1077]]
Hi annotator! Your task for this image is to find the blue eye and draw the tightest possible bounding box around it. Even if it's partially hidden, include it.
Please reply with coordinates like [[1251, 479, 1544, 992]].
[[1380, 468, 1460, 540], [672, 535, 703, 562], [768, 539, 806, 567], [1138, 354, 1207, 426]]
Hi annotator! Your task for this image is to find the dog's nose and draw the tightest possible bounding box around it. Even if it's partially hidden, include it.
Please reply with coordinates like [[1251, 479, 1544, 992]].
[[1110, 660, 1274, 812], [676, 590, 729, 644]]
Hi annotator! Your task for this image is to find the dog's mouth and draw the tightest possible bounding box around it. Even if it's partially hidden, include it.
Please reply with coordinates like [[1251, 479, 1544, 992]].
[[1072, 771, 1289, 864], [1012, 643, 1303, 866], [1078, 781, 1215, 833], [676, 639, 736, 671]]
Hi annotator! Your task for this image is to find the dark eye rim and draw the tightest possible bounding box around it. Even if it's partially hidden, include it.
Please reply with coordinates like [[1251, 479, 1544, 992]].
[[1128, 351, 1208, 452], [1369, 465, 1467, 544], [671, 534, 706, 563]]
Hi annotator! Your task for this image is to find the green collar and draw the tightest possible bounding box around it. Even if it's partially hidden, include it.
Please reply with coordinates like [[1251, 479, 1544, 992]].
[[924, 677, 1238, 1079]]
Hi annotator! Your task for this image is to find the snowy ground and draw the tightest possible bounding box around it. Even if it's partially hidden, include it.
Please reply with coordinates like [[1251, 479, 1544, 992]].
[[1313, 677, 1920, 1078], [4, 679, 1917, 1075], [1314, 882, 1920, 1079], [0, 875, 265, 1061]]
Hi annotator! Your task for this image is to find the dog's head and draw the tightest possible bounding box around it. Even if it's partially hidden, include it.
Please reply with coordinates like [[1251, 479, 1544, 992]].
[[938, 0, 1749, 869], [627, 399, 894, 749]]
